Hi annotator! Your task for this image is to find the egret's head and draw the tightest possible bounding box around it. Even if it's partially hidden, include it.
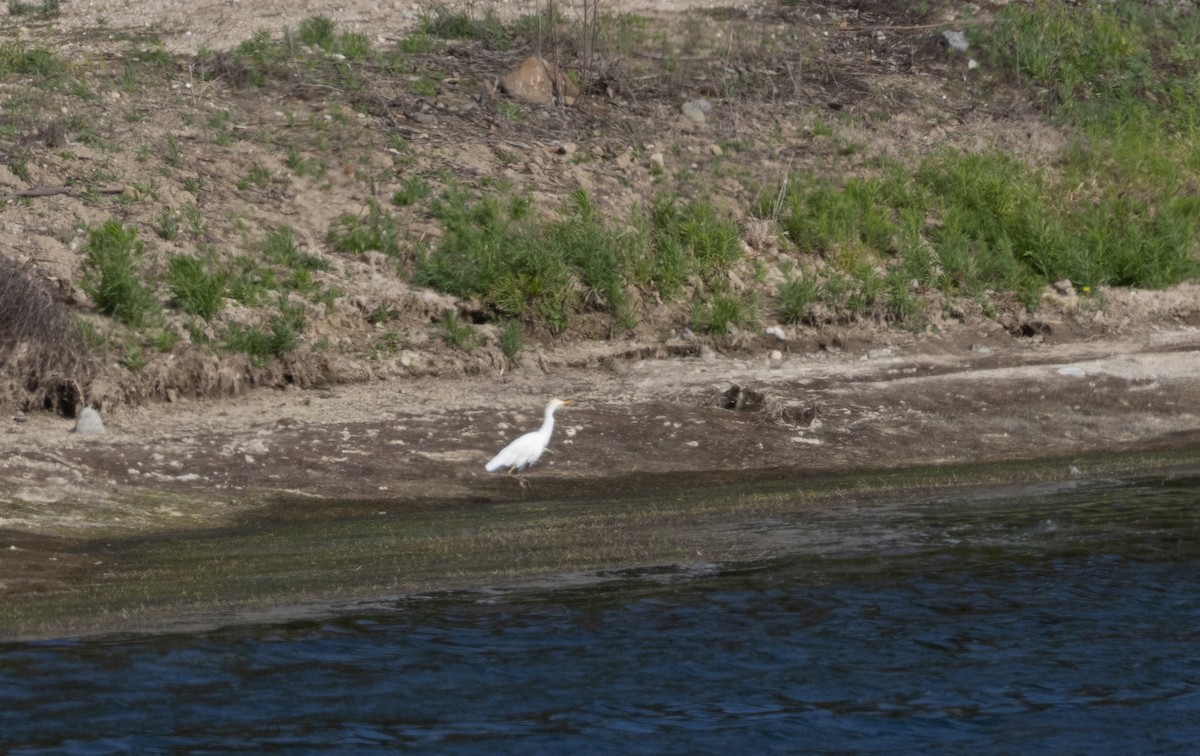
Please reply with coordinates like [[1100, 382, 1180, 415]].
[[549, 398, 571, 410]]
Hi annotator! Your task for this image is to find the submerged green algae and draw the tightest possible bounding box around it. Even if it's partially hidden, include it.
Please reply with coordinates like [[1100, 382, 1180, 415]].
[[2, 449, 1198, 641]]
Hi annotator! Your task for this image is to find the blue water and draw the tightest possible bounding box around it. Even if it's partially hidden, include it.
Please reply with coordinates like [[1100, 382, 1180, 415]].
[[3, 476, 1200, 753]]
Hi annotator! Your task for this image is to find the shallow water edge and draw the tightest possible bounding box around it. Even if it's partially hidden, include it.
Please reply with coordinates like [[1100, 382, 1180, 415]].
[[2, 448, 1199, 642]]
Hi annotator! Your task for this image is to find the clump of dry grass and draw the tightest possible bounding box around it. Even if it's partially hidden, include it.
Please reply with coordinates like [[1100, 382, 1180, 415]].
[[0, 254, 96, 416]]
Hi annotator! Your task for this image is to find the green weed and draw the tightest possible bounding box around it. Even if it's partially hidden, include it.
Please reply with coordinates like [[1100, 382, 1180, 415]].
[[7, 0, 60, 17], [328, 199, 401, 257], [692, 292, 758, 335], [298, 15, 337, 50], [223, 297, 305, 362], [155, 207, 179, 241], [498, 320, 524, 360], [166, 254, 227, 321], [437, 309, 480, 351], [80, 221, 160, 327], [775, 274, 819, 324], [392, 175, 431, 206], [418, 189, 630, 334], [261, 225, 329, 270], [419, 7, 509, 48], [367, 302, 399, 325], [119, 341, 148, 371]]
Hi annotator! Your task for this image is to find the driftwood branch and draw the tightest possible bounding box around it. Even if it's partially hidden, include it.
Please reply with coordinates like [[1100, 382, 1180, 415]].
[[3, 185, 125, 201]]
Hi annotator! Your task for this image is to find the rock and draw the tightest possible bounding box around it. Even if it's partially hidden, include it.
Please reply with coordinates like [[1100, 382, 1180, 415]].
[[649, 152, 665, 171], [681, 99, 710, 124], [499, 56, 580, 105], [12, 411, 26, 424], [720, 384, 765, 412], [699, 345, 717, 362], [614, 151, 633, 170], [942, 30, 969, 53], [765, 325, 787, 341], [72, 407, 106, 435], [708, 143, 723, 157], [769, 350, 784, 369], [1053, 279, 1074, 296]]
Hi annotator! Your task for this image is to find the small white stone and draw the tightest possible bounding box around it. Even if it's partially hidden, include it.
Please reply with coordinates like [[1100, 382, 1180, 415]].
[[72, 407, 106, 435]]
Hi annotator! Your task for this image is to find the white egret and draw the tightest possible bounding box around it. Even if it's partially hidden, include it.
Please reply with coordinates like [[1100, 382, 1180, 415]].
[[485, 398, 572, 474]]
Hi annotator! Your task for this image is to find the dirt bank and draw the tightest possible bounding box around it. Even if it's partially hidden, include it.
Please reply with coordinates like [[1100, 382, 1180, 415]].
[[4, 315, 1199, 533]]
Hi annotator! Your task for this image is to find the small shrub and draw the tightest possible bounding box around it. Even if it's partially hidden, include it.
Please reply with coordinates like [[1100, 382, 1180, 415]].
[[645, 194, 742, 293], [692, 292, 758, 335], [775, 274, 819, 324], [328, 199, 401, 257], [498, 320, 524, 360], [80, 221, 160, 327], [337, 32, 373, 60], [298, 15, 337, 51], [392, 175, 431, 206], [155, 206, 179, 240], [419, 7, 509, 48], [119, 341, 148, 371], [367, 302, 399, 325], [437, 309, 479, 351], [236, 162, 274, 191], [262, 226, 329, 271], [0, 252, 95, 415], [223, 297, 304, 362], [166, 254, 227, 321]]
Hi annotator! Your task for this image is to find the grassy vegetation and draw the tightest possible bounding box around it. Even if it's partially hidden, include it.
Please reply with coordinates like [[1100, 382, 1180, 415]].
[[166, 254, 227, 321], [328, 200, 401, 257], [80, 221, 161, 328]]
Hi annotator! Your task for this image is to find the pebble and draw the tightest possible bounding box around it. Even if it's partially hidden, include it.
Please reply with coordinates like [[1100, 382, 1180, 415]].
[[942, 30, 969, 53]]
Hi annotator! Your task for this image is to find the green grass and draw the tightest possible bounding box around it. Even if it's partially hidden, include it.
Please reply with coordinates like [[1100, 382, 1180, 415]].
[[636, 194, 742, 297], [756, 137, 1199, 324], [775, 274, 820, 324], [223, 297, 305, 363], [7, 0, 60, 17], [692, 292, 758, 335], [437, 309, 480, 351], [392, 175, 431, 206], [328, 200, 402, 257], [498, 320, 524, 360], [298, 15, 337, 50], [417, 189, 634, 335], [0, 40, 68, 81], [166, 254, 227, 321], [419, 7, 509, 48], [261, 226, 329, 271], [80, 221, 160, 328]]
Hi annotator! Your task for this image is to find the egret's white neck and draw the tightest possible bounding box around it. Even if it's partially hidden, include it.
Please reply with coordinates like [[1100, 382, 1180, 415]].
[[540, 404, 560, 435]]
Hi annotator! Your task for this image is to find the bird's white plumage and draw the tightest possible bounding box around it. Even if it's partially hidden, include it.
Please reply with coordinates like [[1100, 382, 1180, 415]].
[[485, 398, 570, 473]]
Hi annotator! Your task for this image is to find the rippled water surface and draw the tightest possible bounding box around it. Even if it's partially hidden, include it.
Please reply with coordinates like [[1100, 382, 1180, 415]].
[[3, 476, 1199, 752]]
